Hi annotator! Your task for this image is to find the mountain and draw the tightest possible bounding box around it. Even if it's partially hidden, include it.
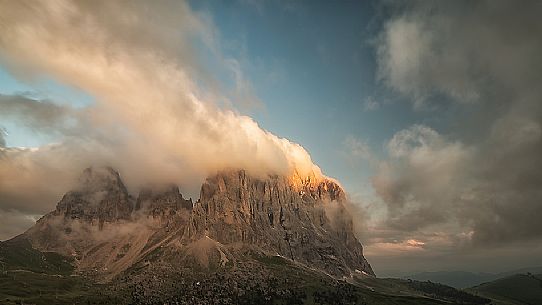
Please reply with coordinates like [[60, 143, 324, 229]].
[[0, 167, 490, 304], [188, 169, 373, 277], [467, 273, 542, 305], [404, 271, 497, 289], [20, 167, 373, 280], [404, 267, 542, 289]]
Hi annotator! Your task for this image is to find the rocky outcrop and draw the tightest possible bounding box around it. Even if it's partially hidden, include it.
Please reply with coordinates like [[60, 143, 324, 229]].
[[24, 168, 191, 280], [135, 185, 192, 218], [55, 167, 134, 225], [188, 170, 374, 277], [22, 166, 374, 280]]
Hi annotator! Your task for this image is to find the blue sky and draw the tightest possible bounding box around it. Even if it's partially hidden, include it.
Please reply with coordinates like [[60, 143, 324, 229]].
[[0, 68, 92, 147], [186, 0, 467, 196], [190, 0, 420, 195], [0, 0, 398, 194], [0, 0, 454, 196]]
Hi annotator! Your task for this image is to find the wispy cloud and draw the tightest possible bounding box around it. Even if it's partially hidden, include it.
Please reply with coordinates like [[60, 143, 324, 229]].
[[363, 96, 379, 112], [343, 135, 373, 162]]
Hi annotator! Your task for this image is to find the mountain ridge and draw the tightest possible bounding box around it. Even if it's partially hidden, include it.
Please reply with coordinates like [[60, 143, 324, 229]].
[[404, 267, 542, 289], [0, 167, 499, 305], [17, 166, 374, 282]]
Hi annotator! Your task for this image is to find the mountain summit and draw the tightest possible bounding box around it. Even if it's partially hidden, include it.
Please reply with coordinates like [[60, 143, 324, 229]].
[[56, 167, 134, 225], [189, 170, 373, 277], [21, 167, 373, 281]]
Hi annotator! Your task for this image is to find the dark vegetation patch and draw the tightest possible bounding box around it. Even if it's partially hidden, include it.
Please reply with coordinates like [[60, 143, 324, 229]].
[[0, 271, 115, 305], [0, 237, 73, 275], [468, 273, 542, 305]]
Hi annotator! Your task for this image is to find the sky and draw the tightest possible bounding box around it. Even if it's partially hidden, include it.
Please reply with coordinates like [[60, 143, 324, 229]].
[[1, 0, 542, 277]]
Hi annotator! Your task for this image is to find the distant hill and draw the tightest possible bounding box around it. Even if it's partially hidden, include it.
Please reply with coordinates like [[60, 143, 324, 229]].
[[404, 271, 495, 289], [467, 273, 542, 305], [404, 267, 542, 289]]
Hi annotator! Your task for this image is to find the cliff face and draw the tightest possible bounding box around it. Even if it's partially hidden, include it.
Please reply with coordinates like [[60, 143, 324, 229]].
[[22, 167, 374, 280], [24, 168, 192, 280], [189, 170, 373, 276], [55, 167, 134, 225], [135, 185, 193, 223]]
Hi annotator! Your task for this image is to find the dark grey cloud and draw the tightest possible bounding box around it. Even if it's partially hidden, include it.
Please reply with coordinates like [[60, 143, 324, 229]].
[[377, 0, 542, 109], [370, 0, 542, 258], [0, 94, 85, 136]]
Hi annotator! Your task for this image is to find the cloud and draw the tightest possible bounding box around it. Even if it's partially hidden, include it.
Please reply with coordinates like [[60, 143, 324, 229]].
[[370, 0, 542, 260], [372, 125, 471, 231], [223, 58, 264, 110], [371, 118, 542, 249], [0, 0, 323, 239], [0, 94, 86, 137], [0, 209, 41, 240], [363, 96, 379, 112], [343, 135, 373, 162], [377, 1, 542, 109]]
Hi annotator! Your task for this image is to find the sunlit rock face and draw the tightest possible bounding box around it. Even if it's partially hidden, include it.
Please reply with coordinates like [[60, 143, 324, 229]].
[[21, 166, 374, 281], [189, 169, 374, 277]]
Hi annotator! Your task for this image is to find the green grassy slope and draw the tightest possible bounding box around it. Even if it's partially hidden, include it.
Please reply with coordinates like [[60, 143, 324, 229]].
[[356, 276, 489, 305], [0, 237, 73, 275], [467, 273, 542, 305], [403, 267, 542, 289], [0, 238, 492, 305], [0, 237, 117, 305], [404, 271, 495, 289], [0, 271, 117, 305], [121, 251, 490, 305]]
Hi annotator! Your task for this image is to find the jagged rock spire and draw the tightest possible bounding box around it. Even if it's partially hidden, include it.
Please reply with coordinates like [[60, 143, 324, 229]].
[[55, 166, 133, 225], [23, 167, 374, 280]]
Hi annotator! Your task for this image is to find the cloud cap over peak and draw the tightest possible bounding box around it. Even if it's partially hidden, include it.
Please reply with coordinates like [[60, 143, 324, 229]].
[[0, 0, 324, 240]]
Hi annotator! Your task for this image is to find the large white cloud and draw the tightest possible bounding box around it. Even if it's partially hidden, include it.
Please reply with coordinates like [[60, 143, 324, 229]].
[[0, 0, 323, 239]]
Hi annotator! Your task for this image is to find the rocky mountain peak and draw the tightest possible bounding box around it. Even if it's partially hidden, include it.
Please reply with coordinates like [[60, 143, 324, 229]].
[[54, 166, 133, 224], [23, 167, 374, 281], [198, 169, 345, 203], [135, 184, 192, 217], [190, 169, 374, 277], [76, 166, 126, 193]]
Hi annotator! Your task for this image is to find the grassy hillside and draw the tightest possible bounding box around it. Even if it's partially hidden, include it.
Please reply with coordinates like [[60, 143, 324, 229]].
[[0, 239, 492, 305], [468, 273, 542, 305], [0, 237, 116, 304], [404, 271, 495, 289], [403, 267, 542, 289], [0, 271, 117, 305], [0, 237, 73, 275], [356, 276, 489, 305], [118, 251, 490, 305]]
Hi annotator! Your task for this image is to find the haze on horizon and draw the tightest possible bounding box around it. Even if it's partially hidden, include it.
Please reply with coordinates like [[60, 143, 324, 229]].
[[1, 0, 541, 277]]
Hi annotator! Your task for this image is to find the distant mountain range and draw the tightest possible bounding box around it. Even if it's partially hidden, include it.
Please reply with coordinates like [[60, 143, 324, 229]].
[[468, 273, 542, 305], [404, 267, 542, 289]]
